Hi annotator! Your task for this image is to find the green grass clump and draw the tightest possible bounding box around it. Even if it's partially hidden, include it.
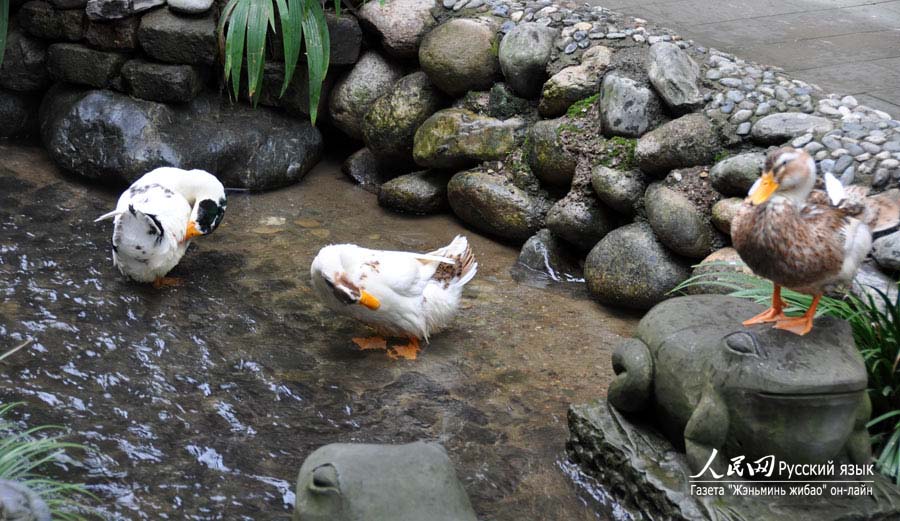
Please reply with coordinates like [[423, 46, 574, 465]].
[[713, 150, 730, 163], [0, 402, 94, 520], [565, 93, 599, 118], [675, 265, 900, 483]]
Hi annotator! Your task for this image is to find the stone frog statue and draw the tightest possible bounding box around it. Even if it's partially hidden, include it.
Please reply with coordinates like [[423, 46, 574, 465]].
[[293, 441, 478, 521], [608, 294, 871, 475]]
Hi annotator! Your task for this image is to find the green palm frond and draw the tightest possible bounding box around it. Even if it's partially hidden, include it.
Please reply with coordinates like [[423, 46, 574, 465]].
[[0, 0, 9, 68], [218, 0, 332, 124], [300, 0, 329, 124]]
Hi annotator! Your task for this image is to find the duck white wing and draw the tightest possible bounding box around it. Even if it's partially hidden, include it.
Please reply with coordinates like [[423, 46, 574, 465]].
[[347, 247, 451, 298]]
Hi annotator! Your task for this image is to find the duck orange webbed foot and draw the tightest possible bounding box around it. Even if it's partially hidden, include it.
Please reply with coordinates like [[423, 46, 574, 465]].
[[352, 336, 388, 352], [742, 284, 787, 326], [773, 316, 814, 336], [152, 276, 184, 289], [387, 337, 421, 361], [742, 306, 788, 326], [773, 294, 821, 336]]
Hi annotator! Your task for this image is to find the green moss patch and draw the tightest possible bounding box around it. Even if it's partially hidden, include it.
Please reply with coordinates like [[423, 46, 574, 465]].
[[597, 136, 637, 170], [565, 93, 599, 119]]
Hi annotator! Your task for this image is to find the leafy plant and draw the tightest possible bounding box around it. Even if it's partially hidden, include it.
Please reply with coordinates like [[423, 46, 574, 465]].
[[0, 402, 94, 520], [0, 0, 8, 68], [675, 264, 900, 481], [218, 0, 330, 123]]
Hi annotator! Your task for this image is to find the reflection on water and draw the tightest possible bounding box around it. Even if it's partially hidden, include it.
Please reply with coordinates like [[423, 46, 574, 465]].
[[0, 144, 637, 520]]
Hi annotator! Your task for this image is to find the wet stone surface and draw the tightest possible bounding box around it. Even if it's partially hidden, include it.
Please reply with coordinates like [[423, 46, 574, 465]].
[[0, 145, 635, 520]]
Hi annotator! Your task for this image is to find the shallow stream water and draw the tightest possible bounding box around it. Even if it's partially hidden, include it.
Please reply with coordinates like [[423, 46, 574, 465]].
[[0, 144, 638, 520]]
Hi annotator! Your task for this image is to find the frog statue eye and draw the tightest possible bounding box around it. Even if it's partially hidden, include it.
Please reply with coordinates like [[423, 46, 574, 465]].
[[723, 331, 766, 357], [309, 464, 340, 495]]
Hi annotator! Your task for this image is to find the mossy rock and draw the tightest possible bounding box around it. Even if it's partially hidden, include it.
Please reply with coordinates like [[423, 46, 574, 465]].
[[412, 108, 524, 169], [644, 182, 725, 260], [362, 71, 446, 164], [585, 222, 692, 310], [526, 117, 578, 187], [447, 168, 551, 242], [590, 165, 645, 215], [378, 170, 451, 215], [418, 17, 500, 97]]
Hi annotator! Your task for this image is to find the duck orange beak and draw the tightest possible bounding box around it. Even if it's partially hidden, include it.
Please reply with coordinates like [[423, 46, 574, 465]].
[[358, 290, 381, 310], [749, 171, 779, 205], [184, 221, 203, 241]]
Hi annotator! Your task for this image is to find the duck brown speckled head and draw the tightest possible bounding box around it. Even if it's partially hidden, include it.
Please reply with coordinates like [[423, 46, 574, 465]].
[[749, 147, 817, 205]]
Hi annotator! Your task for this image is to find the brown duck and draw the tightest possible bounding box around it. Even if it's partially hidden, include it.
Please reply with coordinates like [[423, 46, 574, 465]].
[[731, 147, 899, 335]]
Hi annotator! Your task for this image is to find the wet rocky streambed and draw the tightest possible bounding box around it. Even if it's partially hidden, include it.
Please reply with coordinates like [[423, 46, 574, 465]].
[[0, 144, 638, 520]]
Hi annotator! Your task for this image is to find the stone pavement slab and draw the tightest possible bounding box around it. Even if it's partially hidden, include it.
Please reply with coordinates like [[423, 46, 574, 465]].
[[596, 0, 900, 115]]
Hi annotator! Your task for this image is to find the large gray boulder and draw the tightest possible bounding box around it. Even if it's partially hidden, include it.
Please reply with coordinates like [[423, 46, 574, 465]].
[[750, 112, 834, 145], [0, 89, 40, 139], [46, 43, 126, 89], [329, 51, 403, 140], [545, 169, 613, 251], [647, 42, 703, 113], [526, 118, 578, 187], [419, 18, 500, 97], [590, 165, 645, 215], [709, 152, 765, 197], [362, 72, 446, 164], [585, 222, 692, 310], [358, 0, 436, 59], [40, 86, 323, 189], [413, 108, 525, 169], [498, 23, 557, 99], [293, 442, 477, 521], [538, 45, 612, 117], [635, 114, 720, 176], [448, 168, 551, 242], [378, 170, 451, 215], [0, 29, 49, 92], [137, 7, 216, 65], [599, 73, 664, 138], [644, 180, 725, 259]]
